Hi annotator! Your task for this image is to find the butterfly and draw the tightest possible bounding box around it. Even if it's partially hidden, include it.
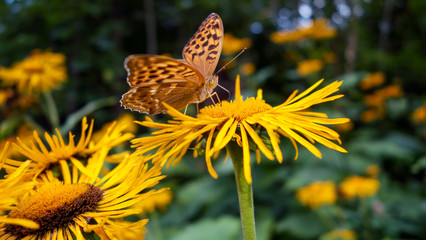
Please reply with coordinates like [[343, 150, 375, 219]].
[[121, 13, 224, 114]]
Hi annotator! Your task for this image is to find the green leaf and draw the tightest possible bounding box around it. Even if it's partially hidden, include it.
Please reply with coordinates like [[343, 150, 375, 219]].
[[412, 156, 426, 174], [276, 212, 327, 238], [82, 231, 101, 240], [170, 216, 240, 240]]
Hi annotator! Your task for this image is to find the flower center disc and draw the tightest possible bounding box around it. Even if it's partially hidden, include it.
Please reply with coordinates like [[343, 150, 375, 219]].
[[5, 183, 103, 238], [199, 97, 272, 121]]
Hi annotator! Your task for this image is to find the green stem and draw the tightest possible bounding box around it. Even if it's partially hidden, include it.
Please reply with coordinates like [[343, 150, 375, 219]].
[[227, 141, 256, 240], [42, 91, 60, 129]]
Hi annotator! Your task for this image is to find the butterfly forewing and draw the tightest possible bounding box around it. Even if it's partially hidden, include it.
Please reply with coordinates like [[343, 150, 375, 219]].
[[125, 55, 204, 87], [182, 13, 223, 78], [121, 55, 206, 114]]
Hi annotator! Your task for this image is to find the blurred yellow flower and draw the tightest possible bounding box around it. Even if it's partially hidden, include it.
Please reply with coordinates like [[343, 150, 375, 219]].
[[364, 93, 385, 108], [365, 165, 380, 177], [322, 229, 357, 240], [308, 19, 337, 39], [270, 18, 336, 44], [296, 181, 337, 209], [137, 190, 173, 215], [380, 84, 403, 98], [222, 33, 252, 55], [132, 76, 348, 184], [361, 108, 381, 122], [412, 104, 426, 123], [240, 62, 256, 75], [359, 72, 385, 90], [0, 88, 38, 116], [362, 83, 403, 121], [339, 175, 380, 199], [297, 59, 324, 76], [0, 50, 67, 94], [270, 29, 307, 44], [0, 153, 166, 239], [92, 113, 137, 143]]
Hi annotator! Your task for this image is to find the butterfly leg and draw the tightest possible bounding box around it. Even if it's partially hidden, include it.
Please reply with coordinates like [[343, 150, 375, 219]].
[[184, 104, 189, 115], [197, 103, 200, 114], [208, 93, 225, 114], [211, 92, 221, 103]]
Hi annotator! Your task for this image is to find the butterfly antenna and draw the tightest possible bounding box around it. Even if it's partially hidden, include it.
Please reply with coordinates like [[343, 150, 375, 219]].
[[214, 47, 247, 76]]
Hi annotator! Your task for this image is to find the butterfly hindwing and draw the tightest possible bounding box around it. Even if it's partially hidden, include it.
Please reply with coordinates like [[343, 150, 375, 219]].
[[121, 83, 198, 114], [182, 13, 223, 78]]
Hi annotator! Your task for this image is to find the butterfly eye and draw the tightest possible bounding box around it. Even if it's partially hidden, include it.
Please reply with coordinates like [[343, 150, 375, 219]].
[[207, 78, 214, 86]]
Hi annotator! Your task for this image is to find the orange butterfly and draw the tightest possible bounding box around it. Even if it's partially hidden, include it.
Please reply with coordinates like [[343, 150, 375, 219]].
[[121, 13, 224, 114]]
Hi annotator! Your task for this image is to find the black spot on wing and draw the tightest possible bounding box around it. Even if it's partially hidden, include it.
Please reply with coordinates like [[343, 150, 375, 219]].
[[208, 44, 218, 50]]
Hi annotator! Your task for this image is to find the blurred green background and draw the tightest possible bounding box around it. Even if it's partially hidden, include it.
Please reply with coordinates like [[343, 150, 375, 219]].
[[0, 0, 425, 239]]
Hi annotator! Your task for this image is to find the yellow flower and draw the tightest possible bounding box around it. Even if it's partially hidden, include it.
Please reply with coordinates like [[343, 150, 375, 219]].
[[0, 124, 35, 159], [296, 181, 337, 209], [365, 165, 380, 177], [270, 19, 336, 44], [359, 72, 385, 90], [335, 120, 354, 132], [137, 190, 173, 215], [222, 33, 252, 55], [339, 175, 380, 199], [297, 59, 324, 76], [0, 153, 167, 239], [0, 50, 67, 94], [322, 229, 357, 240], [412, 104, 426, 123], [240, 62, 256, 76], [99, 220, 147, 240], [3, 117, 133, 179], [0, 143, 34, 213], [132, 75, 349, 184]]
